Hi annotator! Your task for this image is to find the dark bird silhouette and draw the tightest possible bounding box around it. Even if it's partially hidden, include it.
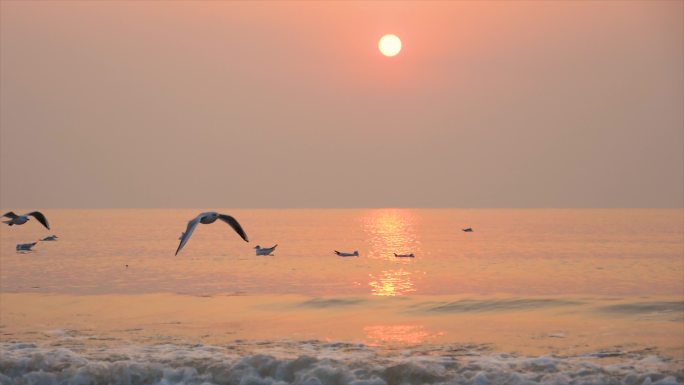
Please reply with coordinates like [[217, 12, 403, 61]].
[[255, 245, 277, 256], [334, 250, 359, 257], [3, 211, 50, 230], [16, 242, 38, 252], [394, 253, 415, 258], [176, 212, 249, 255]]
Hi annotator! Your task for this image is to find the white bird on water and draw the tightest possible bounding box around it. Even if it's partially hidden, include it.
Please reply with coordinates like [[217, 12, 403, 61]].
[[16, 242, 37, 252], [255, 245, 277, 256], [175, 212, 249, 256], [394, 253, 415, 258], [2, 211, 50, 230], [334, 250, 359, 257]]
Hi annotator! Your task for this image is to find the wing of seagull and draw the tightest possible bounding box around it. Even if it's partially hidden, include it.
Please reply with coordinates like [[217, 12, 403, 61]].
[[27, 211, 50, 230], [2, 211, 17, 219], [217, 214, 249, 242], [175, 214, 203, 256]]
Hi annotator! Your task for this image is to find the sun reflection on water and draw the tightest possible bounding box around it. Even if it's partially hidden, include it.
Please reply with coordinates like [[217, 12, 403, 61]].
[[363, 209, 422, 296], [363, 209, 420, 260], [368, 269, 416, 296], [364, 324, 435, 346]]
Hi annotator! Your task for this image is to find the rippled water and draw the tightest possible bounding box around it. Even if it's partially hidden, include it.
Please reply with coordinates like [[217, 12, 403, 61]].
[[1, 209, 682, 296]]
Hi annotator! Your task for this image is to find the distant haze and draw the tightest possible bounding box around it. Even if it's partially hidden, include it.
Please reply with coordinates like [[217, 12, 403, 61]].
[[1, 1, 682, 208]]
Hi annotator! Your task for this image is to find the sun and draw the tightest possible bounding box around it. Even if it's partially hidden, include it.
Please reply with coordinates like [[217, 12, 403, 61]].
[[378, 34, 401, 57]]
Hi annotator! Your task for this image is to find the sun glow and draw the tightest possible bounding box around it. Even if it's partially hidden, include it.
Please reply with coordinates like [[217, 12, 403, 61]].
[[378, 34, 402, 57]]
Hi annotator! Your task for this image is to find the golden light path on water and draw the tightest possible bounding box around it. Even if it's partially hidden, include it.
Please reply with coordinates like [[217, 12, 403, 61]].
[[368, 269, 416, 296], [363, 209, 421, 296], [361, 210, 427, 341], [363, 324, 441, 346]]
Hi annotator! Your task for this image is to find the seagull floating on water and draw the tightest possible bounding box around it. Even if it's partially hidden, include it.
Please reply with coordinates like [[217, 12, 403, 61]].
[[40, 235, 59, 241], [334, 250, 359, 257], [175, 212, 249, 256], [394, 253, 415, 258], [3, 211, 50, 230], [16, 242, 37, 252], [255, 245, 277, 256], [462, 228, 473, 232]]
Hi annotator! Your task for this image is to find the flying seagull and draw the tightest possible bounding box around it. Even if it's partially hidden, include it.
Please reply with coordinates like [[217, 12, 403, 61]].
[[40, 235, 59, 241], [255, 245, 277, 256], [334, 250, 359, 257], [16, 242, 37, 252], [175, 212, 249, 255], [462, 228, 473, 232], [394, 253, 415, 258], [2, 211, 50, 230]]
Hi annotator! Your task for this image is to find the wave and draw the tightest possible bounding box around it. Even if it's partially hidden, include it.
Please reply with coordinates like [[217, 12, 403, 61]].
[[298, 298, 367, 308], [598, 301, 684, 315], [1, 341, 682, 385], [414, 299, 583, 313]]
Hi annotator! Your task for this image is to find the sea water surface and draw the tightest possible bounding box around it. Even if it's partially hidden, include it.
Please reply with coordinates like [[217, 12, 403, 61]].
[[1, 209, 683, 384]]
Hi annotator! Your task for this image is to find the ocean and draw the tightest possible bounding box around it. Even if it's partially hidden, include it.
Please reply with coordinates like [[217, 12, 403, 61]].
[[1, 209, 683, 384]]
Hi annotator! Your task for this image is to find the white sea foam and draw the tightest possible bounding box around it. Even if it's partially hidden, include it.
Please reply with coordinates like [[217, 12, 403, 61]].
[[1, 341, 682, 385]]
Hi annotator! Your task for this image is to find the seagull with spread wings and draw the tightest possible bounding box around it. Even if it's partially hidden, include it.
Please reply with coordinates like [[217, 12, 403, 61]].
[[2, 211, 50, 230], [175, 212, 249, 255]]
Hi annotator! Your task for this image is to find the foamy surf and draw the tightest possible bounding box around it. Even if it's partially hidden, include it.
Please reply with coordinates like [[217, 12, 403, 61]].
[[1, 341, 682, 385]]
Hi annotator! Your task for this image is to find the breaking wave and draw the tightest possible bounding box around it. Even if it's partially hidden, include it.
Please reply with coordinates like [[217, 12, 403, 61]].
[[1, 341, 682, 385]]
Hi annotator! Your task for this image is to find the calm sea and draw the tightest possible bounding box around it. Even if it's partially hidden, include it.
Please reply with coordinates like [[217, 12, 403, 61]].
[[1, 209, 682, 296]]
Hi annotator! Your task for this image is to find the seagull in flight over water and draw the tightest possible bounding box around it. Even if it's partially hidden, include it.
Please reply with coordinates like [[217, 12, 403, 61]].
[[175, 212, 249, 255], [2, 211, 50, 230]]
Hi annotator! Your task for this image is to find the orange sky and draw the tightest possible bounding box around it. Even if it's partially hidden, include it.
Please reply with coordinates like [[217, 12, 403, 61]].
[[1, 1, 682, 208]]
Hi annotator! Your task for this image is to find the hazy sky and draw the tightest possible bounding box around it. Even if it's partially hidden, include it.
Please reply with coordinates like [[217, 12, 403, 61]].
[[1, 1, 682, 208]]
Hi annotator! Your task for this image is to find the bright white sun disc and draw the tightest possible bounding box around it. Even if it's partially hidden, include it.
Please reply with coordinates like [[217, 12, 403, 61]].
[[379, 34, 401, 57]]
